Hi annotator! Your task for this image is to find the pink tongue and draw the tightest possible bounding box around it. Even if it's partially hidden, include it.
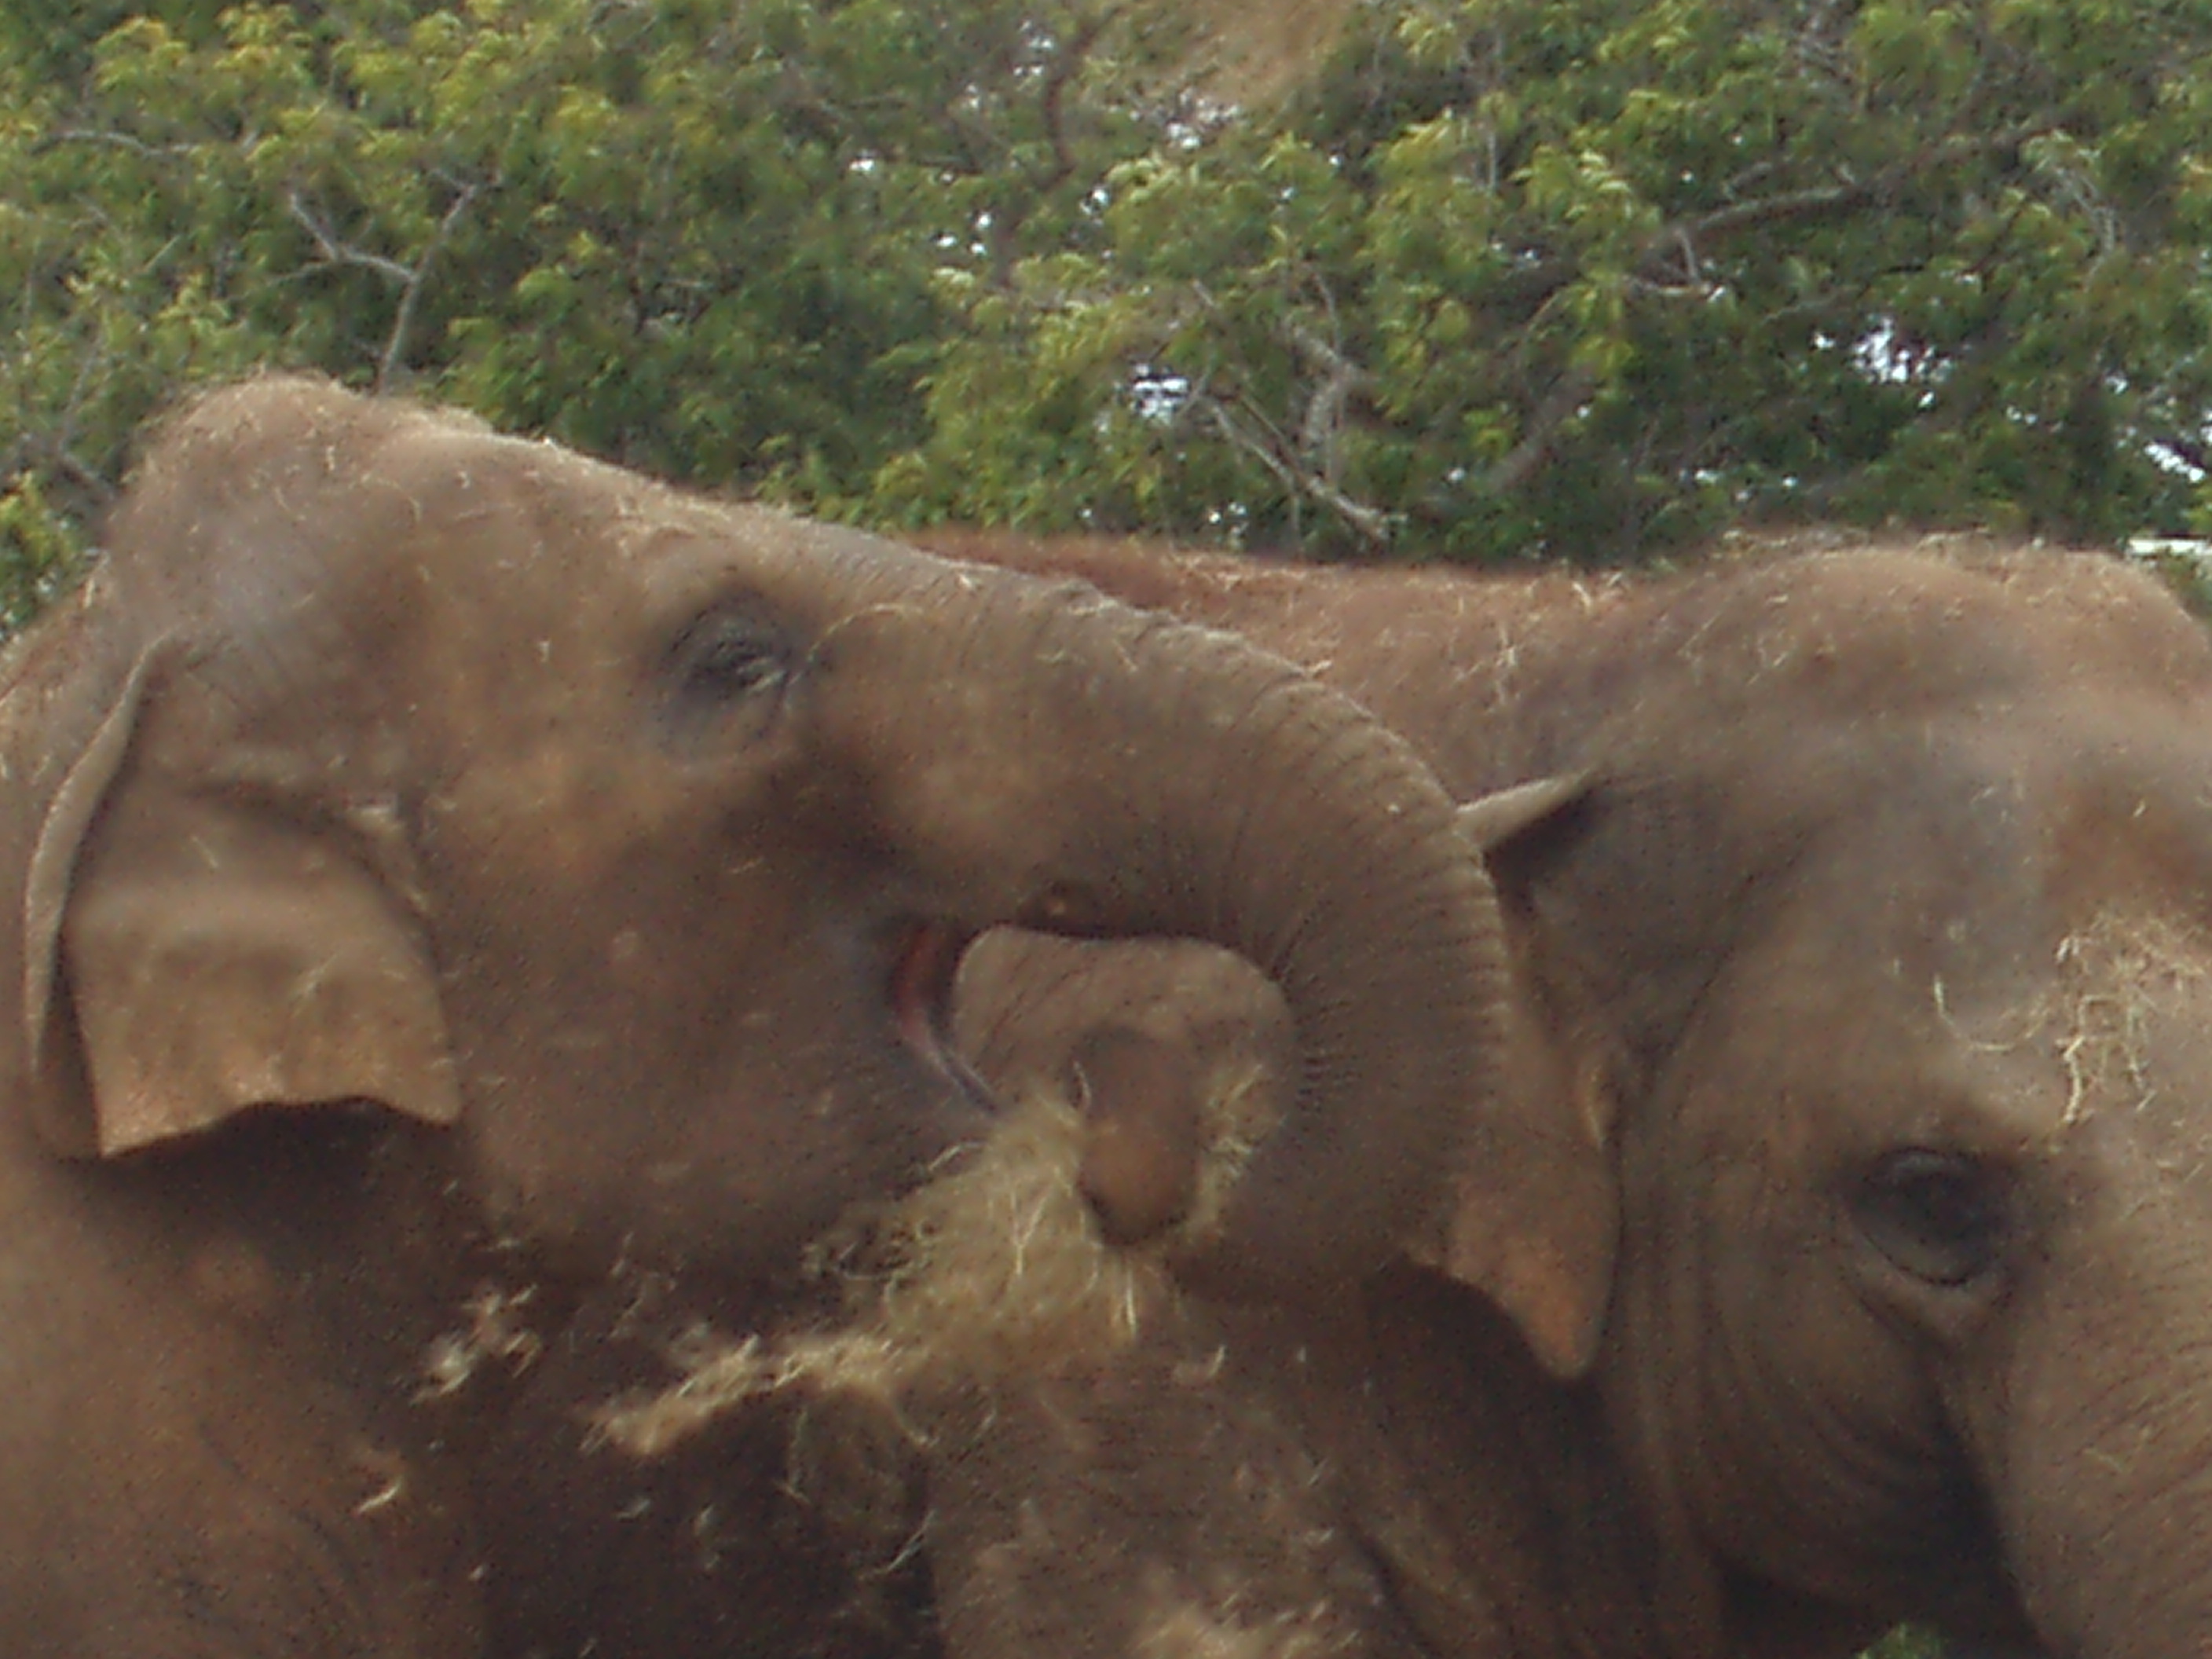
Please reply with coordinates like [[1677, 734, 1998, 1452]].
[[890, 923, 958, 1064]]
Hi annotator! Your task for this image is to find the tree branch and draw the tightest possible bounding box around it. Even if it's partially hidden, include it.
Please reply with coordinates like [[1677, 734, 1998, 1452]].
[[1283, 296, 1368, 481], [1193, 386, 1391, 548], [1494, 121, 2059, 311], [375, 183, 478, 391], [43, 441, 119, 511], [1479, 365, 1597, 498], [1035, 12, 1106, 191], [35, 127, 192, 160], [285, 191, 416, 284], [2148, 430, 2212, 478], [285, 183, 480, 390], [983, 13, 1108, 286], [1657, 122, 2054, 285]]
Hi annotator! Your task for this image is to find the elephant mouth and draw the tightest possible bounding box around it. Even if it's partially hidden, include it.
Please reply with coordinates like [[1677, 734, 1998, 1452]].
[[890, 921, 994, 1114]]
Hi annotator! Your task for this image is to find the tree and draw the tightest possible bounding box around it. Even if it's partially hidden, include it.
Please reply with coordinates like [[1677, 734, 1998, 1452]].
[[0, 0, 1188, 619], [877, 0, 2212, 561], [6, 0, 2212, 617]]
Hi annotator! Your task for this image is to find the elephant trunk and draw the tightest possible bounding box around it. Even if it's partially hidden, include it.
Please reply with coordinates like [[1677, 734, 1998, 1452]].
[[823, 553, 1511, 1293], [1982, 1251, 2212, 1655]]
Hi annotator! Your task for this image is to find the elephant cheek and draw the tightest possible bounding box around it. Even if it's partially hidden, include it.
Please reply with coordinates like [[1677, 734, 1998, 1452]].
[[463, 1045, 982, 1280], [668, 1068, 988, 1269], [606, 926, 647, 972], [428, 748, 660, 895]]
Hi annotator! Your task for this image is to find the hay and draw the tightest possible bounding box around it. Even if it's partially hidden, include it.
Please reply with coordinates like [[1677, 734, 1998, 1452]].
[[1938, 910, 2209, 1131], [593, 1061, 1275, 1459], [1133, 1594, 1345, 1659], [2045, 913, 2206, 1126], [416, 1284, 545, 1401]]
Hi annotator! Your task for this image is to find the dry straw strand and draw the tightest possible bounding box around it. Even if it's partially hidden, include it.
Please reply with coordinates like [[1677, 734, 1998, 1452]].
[[590, 1065, 1278, 1457]]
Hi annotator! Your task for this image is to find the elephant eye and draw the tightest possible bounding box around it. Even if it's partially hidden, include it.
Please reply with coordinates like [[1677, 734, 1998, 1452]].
[[1851, 1148, 2014, 1288], [666, 605, 794, 727]]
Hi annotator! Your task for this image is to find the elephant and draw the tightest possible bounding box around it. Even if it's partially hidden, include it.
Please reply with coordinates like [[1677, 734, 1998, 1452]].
[[0, 378, 1526, 1657], [917, 528, 2212, 1659]]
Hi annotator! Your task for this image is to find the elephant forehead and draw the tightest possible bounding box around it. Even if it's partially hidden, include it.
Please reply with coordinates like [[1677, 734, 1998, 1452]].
[[123, 380, 869, 678], [369, 417, 841, 589], [196, 416, 665, 634], [383, 458, 895, 694]]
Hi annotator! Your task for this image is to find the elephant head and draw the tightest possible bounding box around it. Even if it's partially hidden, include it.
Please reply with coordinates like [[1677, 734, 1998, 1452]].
[[1448, 550, 2212, 1657], [5, 375, 1507, 1293], [936, 531, 2212, 1659]]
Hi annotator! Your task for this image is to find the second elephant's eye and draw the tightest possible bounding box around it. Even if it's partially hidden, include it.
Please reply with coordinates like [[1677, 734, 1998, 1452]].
[[1851, 1148, 2015, 1288], [667, 606, 794, 727]]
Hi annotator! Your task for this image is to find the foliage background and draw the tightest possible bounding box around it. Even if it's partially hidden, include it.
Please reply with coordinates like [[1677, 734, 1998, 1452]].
[[9, 0, 2212, 628]]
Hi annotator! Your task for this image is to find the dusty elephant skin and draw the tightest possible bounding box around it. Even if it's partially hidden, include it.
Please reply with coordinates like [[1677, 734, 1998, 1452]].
[[0, 379, 1513, 1657], [932, 529, 2212, 1659]]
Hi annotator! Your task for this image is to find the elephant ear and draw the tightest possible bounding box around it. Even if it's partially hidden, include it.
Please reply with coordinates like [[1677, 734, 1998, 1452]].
[[22, 650, 460, 1159], [1424, 770, 1766, 1379], [1399, 776, 1621, 1382]]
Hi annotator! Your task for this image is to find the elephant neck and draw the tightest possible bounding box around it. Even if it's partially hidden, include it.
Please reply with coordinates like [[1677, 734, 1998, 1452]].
[[1342, 1266, 1670, 1658], [1255, 1265, 1877, 1659], [1335, 1283, 1911, 1659]]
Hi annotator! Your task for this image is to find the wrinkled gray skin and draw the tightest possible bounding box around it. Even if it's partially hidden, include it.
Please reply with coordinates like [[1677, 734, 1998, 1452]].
[[934, 530, 2212, 1659], [0, 382, 1514, 1657]]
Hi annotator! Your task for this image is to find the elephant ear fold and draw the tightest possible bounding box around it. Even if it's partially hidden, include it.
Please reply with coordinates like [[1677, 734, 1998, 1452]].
[[24, 657, 460, 1159], [1415, 1011, 1620, 1380], [23, 649, 158, 1141], [1453, 773, 1591, 852], [1406, 777, 1621, 1381]]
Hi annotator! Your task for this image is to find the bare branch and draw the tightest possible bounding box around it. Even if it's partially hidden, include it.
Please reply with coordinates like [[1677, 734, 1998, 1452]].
[[1181, 278, 1385, 541], [1479, 366, 1597, 499], [35, 127, 192, 161], [1036, 12, 1108, 190], [1499, 122, 2059, 310], [1679, 178, 1876, 246], [982, 13, 1108, 286], [375, 183, 479, 391], [42, 441, 119, 511], [3, 429, 122, 525], [285, 185, 481, 390], [285, 191, 416, 285], [1194, 387, 1391, 549], [1662, 123, 2053, 284], [2148, 430, 2212, 478], [1283, 304, 1368, 482]]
